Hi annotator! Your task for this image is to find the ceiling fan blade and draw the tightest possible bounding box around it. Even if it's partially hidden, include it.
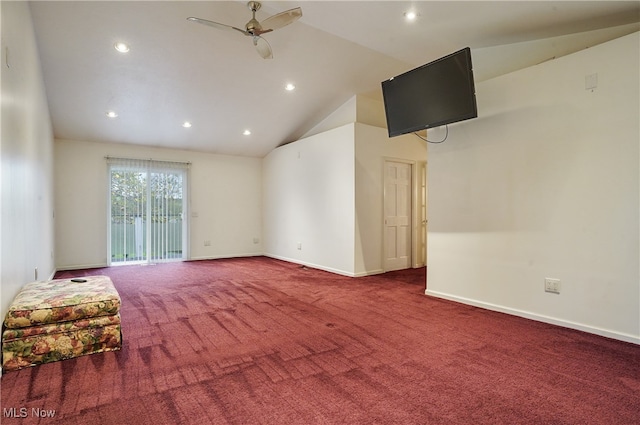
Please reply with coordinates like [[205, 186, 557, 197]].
[[253, 36, 273, 59], [186, 17, 247, 35], [260, 7, 302, 31]]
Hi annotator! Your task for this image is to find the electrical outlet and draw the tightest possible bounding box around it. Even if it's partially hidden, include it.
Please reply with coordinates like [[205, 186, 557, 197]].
[[545, 278, 561, 294], [297, 242, 302, 250], [204, 240, 211, 246]]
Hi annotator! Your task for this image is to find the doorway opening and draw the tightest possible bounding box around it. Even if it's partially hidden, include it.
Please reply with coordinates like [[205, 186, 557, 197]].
[[107, 157, 189, 265]]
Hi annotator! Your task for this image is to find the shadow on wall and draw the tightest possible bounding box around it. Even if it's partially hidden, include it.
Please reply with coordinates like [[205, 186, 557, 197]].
[[355, 159, 383, 273]]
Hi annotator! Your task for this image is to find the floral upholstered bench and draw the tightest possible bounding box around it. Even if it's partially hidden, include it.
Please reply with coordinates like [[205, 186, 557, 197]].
[[2, 275, 122, 371]]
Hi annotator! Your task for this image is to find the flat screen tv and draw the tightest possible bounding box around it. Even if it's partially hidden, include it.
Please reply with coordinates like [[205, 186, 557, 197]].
[[381, 47, 477, 138]]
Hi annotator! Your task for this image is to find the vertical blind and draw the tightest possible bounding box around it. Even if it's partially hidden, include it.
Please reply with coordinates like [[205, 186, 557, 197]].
[[106, 157, 190, 265]]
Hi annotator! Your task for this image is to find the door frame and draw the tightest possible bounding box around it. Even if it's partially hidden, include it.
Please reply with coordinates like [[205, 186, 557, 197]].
[[416, 160, 427, 268]]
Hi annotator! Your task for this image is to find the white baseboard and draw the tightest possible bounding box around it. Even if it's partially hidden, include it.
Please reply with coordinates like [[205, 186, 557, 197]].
[[55, 263, 108, 272], [425, 289, 640, 345], [188, 253, 263, 262], [57, 255, 266, 270], [54, 255, 387, 279], [264, 254, 356, 277], [354, 269, 385, 277]]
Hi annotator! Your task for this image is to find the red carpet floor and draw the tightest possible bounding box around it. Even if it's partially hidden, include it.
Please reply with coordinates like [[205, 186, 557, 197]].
[[1, 257, 638, 424]]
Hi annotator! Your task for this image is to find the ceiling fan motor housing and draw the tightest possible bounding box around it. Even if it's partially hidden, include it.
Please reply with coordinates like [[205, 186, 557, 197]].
[[246, 18, 262, 35]]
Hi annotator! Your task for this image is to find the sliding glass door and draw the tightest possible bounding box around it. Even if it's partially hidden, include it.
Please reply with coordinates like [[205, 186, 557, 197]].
[[108, 158, 189, 265]]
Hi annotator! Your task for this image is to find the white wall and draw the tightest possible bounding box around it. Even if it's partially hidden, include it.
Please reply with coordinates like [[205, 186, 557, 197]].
[[354, 123, 426, 275], [263, 94, 427, 277], [55, 139, 262, 269], [0, 2, 55, 318], [263, 124, 356, 275], [426, 33, 640, 343]]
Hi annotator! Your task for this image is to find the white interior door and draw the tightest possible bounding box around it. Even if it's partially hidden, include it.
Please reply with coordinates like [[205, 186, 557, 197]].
[[384, 160, 412, 271]]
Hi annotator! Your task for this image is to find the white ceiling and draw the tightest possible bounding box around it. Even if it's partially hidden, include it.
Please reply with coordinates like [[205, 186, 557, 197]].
[[29, 1, 640, 157]]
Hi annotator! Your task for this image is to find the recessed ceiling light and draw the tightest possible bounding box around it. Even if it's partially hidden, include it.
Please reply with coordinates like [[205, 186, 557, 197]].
[[106, 111, 118, 118], [404, 11, 418, 21], [114, 42, 130, 53], [285, 83, 296, 91], [182, 121, 192, 128], [243, 129, 251, 136]]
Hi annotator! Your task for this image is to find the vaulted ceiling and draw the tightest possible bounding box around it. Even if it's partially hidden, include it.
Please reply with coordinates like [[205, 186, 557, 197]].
[[29, 1, 640, 157]]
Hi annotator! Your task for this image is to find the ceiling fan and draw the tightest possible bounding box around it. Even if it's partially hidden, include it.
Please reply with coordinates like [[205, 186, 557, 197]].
[[187, 1, 302, 59]]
